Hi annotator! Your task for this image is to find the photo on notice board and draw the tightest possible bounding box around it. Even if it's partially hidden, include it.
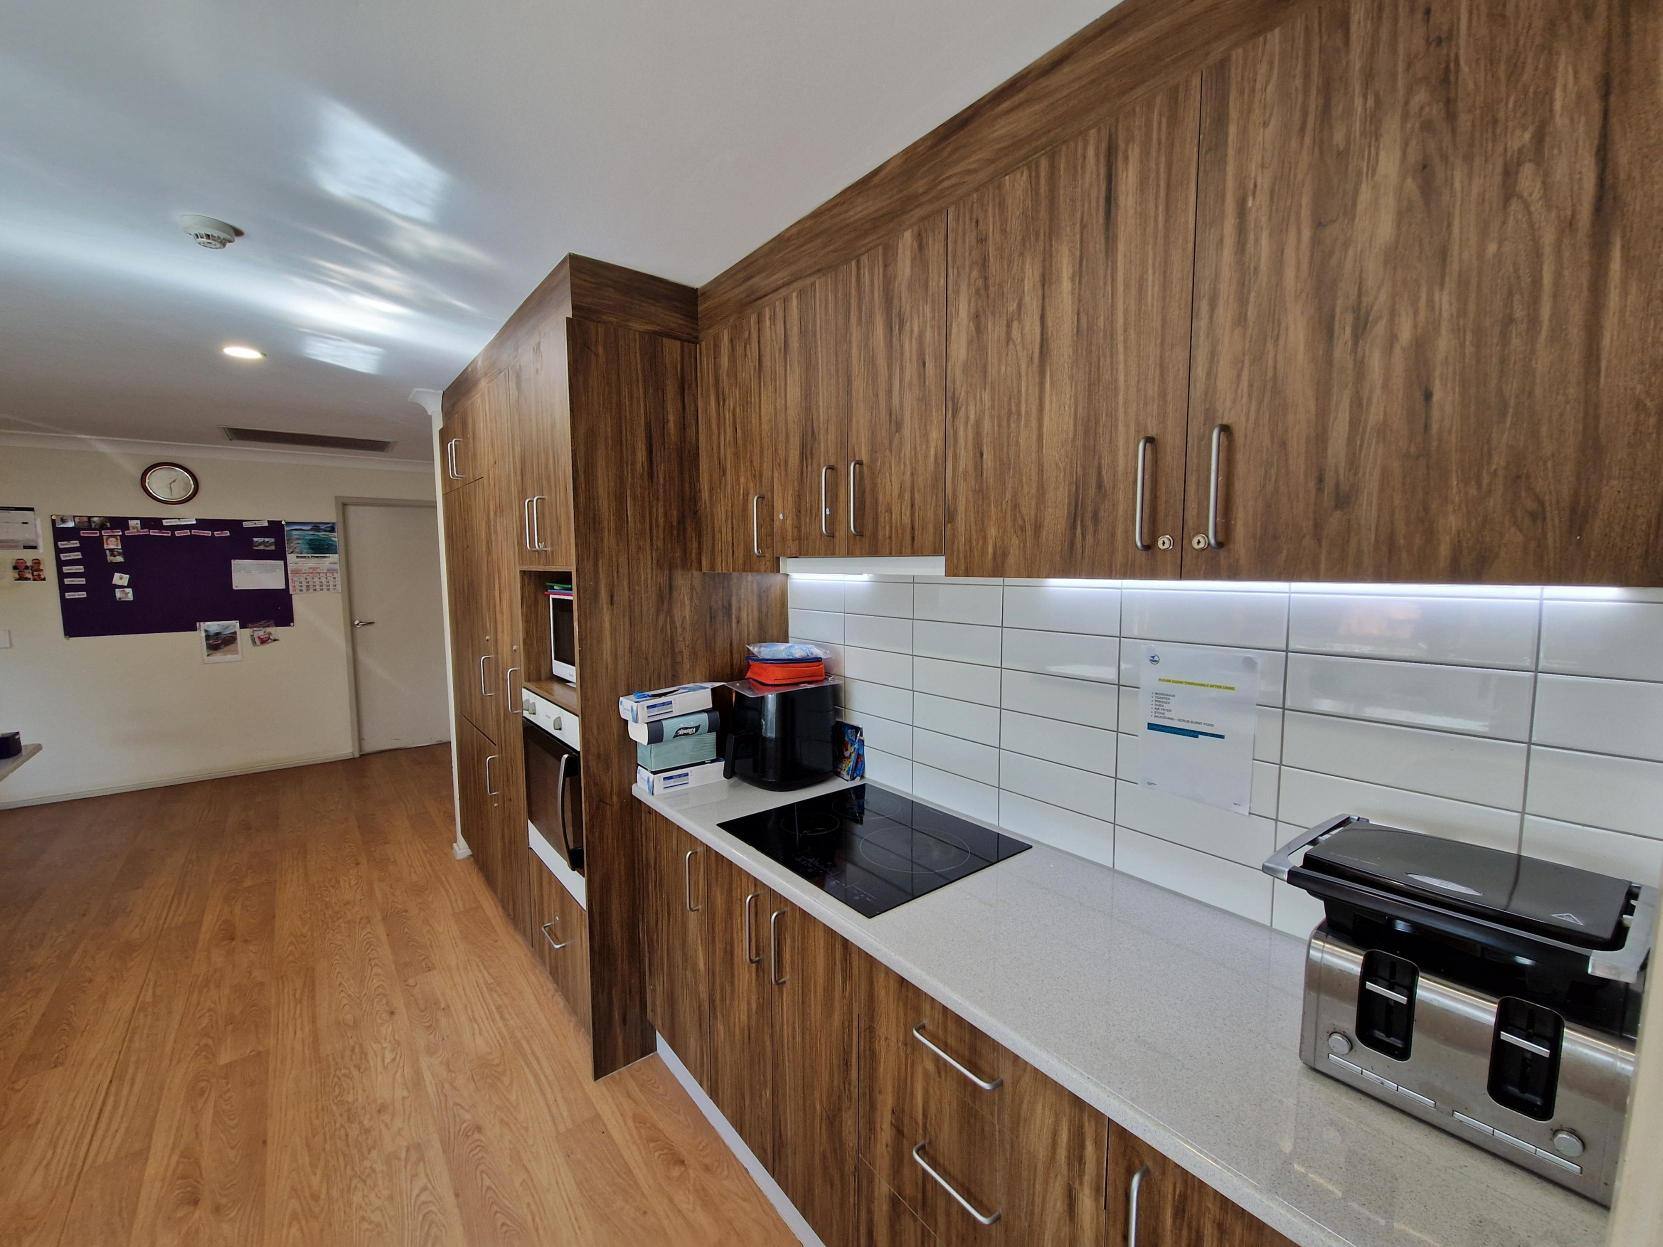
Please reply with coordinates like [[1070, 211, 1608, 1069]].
[[199, 620, 241, 664]]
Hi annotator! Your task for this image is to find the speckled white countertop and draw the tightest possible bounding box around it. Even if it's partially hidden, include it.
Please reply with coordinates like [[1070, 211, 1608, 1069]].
[[634, 776, 1609, 1247]]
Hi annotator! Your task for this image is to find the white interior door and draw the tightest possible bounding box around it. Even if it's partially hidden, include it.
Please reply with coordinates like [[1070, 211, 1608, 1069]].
[[343, 502, 451, 753]]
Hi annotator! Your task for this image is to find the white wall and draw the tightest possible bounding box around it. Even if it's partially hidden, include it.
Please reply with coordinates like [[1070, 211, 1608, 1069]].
[[789, 575, 1663, 931], [0, 437, 436, 805]]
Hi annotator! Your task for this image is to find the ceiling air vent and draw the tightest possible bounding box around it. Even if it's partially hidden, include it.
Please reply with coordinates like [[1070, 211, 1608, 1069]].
[[223, 427, 395, 453]]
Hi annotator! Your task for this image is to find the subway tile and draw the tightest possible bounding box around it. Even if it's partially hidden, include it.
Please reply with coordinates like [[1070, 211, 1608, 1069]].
[[913, 764, 999, 824], [1278, 768, 1520, 852], [866, 748, 912, 794], [1001, 629, 1118, 683], [999, 791, 1115, 870], [1525, 747, 1663, 840], [914, 728, 999, 785], [1116, 689, 1283, 762], [1001, 584, 1120, 635], [1521, 817, 1663, 888], [1542, 585, 1663, 603], [1120, 641, 1286, 707], [1122, 588, 1289, 650], [914, 693, 1000, 745], [840, 645, 912, 690], [842, 578, 913, 618], [1532, 675, 1663, 761], [999, 751, 1116, 821], [1000, 710, 1116, 776], [1113, 829, 1274, 924], [914, 657, 1001, 707], [1114, 779, 1279, 865], [843, 613, 914, 654], [1280, 712, 1527, 810], [1284, 653, 1534, 740], [837, 708, 912, 759], [1288, 594, 1539, 669], [914, 619, 1002, 666], [787, 577, 844, 612], [837, 677, 912, 723], [914, 575, 1003, 586], [913, 582, 1002, 626], [1290, 582, 1541, 599], [1271, 876, 1328, 940], [1116, 739, 1279, 818], [787, 608, 843, 645], [1000, 669, 1117, 730], [1539, 600, 1663, 681]]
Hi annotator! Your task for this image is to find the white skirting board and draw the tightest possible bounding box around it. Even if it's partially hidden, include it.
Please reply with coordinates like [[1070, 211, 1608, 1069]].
[[654, 1034, 826, 1247]]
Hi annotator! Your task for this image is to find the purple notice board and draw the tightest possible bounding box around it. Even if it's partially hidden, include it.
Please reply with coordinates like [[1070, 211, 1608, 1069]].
[[50, 515, 294, 638]]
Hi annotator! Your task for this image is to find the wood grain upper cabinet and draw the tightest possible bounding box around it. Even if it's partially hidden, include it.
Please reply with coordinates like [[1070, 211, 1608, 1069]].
[[946, 79, 1199, 579], [1108, 1129, 1292, 1247], [780, 214, 947, 557], [1184, 0, 1663, 584], [511, 320, 577, 571], [698, 303, 783, 570]]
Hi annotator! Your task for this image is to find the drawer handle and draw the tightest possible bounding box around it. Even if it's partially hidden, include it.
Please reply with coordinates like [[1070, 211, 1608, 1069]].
[[911, 1024, 1002, 1092], [540, 919, 568, 951], [1127, 1164, 1148, 1246], [912, 1141, 1001, 1227]]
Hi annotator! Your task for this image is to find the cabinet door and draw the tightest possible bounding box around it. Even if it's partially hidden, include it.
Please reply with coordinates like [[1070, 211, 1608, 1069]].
[[531, 852, 591, 1032], [444, 474, 515, 743], [780, 261, 855, 555], [1109, 1130, 1291, 1247], [492, 743, 530, 940], [946, 80, 1198, 579], [767, 891, 856, 1247], [705, 851, 776, 1168], [457, 718, 499, 895], [641, 814, 713, 1086], [514, 320, 577, 571], [847, 214, 946, 557], [1184, 0, 1661, 584], [698, 304, 785, 570], [857, 1163, 935, 1247]]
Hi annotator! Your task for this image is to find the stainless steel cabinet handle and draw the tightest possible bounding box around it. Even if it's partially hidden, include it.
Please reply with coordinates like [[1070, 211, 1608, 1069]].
[[478, 654, 496, 695], [819, 465, 835, 537], [911, 1024, 1003, 1092], [522, 497, 533, 549], [446, 438, 461, 480], [1206, 423, 1229, 549], [848, 459, 863, 536], [683, 848, 701, 912], [1127, 1165, 1148, 1246], [504, 666, 519, 706], [532, 495, 546, 551], [769, 909, 787, 986], [1133, 436, 1154, 551], [912, 1142, 1001, 1227], [541, 918, 568, 951], [484, 753, 499, 796], [742, 891, 763, 965], [750, 494, 764, 558]]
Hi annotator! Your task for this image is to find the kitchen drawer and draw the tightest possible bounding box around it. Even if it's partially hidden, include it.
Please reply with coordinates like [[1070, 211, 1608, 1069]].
[[863, 961, 1010, 1125], [858, 1161, 936, 1247]]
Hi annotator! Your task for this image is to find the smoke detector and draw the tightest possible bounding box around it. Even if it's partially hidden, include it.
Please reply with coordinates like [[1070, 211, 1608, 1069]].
[[178, 214, 244, 250]]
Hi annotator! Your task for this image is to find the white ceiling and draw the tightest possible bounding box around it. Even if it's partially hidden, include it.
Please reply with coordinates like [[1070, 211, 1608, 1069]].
[[0, 0, 1114, 461]]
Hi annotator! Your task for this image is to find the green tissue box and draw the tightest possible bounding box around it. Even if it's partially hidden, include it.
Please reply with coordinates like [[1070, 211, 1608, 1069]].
[[637, 733, 718, 772]]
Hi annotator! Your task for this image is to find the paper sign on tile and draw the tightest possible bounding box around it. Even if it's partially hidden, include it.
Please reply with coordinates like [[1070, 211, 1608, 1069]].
[[1135, 644, 1259, 815]]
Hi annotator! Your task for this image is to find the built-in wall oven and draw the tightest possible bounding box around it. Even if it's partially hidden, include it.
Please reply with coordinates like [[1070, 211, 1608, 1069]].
[[523, 686, 583, 874]]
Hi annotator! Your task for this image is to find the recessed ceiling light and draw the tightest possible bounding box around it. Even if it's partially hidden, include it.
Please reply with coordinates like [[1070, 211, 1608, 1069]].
[[222, 344, 264, 360]]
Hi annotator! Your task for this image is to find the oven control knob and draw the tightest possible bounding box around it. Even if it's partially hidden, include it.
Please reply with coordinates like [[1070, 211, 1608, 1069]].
[[1550, 1129, 1585, 1159], [1327, 1031, 1354, 1057]]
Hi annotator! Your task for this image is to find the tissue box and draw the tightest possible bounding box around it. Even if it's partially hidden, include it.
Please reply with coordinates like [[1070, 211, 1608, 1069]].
[[636, 759, 727, 795], [637, 733, 718, 771]]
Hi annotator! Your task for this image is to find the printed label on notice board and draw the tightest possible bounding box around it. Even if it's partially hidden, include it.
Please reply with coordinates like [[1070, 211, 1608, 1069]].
[[1135, 643, 1259, 815]]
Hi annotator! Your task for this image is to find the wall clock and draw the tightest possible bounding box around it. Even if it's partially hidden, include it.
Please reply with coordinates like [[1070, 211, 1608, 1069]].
[[140, 461, 200, 506]]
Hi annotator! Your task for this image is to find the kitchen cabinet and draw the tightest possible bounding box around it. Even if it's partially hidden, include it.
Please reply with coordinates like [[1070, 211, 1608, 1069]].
[[697, 302, 784, 571], [1108, 1129, 1294, 1247], [530, 849, 591, 1031], [642, 812, 713, 1087], [857, 1162, 934, 1247], [780, 214, 946, 558], [438, 369, 502, 494], [1183, 0, 1662, 585], [442, 471, 520, 748], [705, 849, 776, 1166], [945, 78, 1199, 580], [512, 320, 577, 570]]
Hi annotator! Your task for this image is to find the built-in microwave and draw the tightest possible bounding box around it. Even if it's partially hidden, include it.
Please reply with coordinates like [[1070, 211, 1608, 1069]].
[[548, 589, 576, 683]]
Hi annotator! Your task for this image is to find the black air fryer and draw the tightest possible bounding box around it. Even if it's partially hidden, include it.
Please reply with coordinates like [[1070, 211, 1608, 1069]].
[[721, 678, 838, 790]]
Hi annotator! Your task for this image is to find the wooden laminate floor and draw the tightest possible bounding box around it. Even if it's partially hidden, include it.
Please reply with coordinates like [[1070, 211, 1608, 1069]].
[[0, 746, 795, 1246]]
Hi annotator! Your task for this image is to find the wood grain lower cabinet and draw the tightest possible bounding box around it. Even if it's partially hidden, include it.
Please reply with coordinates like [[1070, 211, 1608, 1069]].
[[642, 814, 713, 1087], [529, 849, 591, 1032], [858, 1161, 935, 1247], [706, 849, 777, 1167], [1108, 1130, 1294, 1247]]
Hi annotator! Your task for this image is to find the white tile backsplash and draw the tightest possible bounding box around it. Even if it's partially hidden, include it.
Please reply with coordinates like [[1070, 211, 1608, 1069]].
[[798, 575, 1662, 928]]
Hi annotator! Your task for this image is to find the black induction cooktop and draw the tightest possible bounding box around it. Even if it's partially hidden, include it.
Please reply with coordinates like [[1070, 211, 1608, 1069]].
[[718, 784, 1031, 918]]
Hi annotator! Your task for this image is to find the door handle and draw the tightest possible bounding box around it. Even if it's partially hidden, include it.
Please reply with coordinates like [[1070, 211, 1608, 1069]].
[[911, 1024, 1003, 1092], [750, 493, 764, 558], [445, 438, 461, 480], [532, 495, 547, 551], [683, 848, 701, 912], [479, 654, 496, 696], [504, 666, 519, 708], [1126, 1165, 1148, 1246], [522, 497, 533, 550], [742, 891, 763, 965], [541, 918, 569, 951], [847, 459, 863, 536], [1133, 436, 1154, 551], [769, 909, 787, 986], [1205, 423, 1230, 550], [554, 752, 576, 863], [484, 753, 499, 796], [819, 464, 835, 537], [912, 1142, 1001, 1227], [351, 619, 376, 629]]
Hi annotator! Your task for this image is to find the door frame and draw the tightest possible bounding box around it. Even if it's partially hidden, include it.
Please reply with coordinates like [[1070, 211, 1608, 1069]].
[[335, 496, 444, 758]]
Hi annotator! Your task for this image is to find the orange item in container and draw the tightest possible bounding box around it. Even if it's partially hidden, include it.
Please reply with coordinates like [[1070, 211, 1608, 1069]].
[[744, 658, 827, 685]]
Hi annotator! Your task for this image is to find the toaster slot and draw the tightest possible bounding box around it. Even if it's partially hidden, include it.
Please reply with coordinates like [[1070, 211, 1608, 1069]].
[[1355, 950, 1418, 1061], [1488, 998, 1564, 1121]]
